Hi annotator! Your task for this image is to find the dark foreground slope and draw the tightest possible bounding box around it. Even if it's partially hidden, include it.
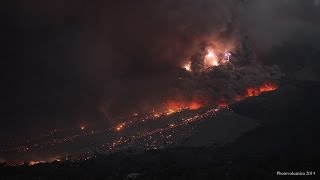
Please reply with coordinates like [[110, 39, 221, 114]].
[[1, 80, 320, 179]]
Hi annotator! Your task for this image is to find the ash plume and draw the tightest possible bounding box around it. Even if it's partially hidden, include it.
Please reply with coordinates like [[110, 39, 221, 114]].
[[1, 0, 243, 139], [240, 0, 320, 79], [172, 64, 283, 105], [241, 0, 320, 52], [2, 0, 319, 141]]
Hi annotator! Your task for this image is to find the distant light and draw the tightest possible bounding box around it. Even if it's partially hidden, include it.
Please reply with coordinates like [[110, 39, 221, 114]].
[[166, 109, 175, 115], [182, 61, 192, 72], [116, 124, 124, 131], [29, 161, 39, 166], [80, 126, 85, 130]]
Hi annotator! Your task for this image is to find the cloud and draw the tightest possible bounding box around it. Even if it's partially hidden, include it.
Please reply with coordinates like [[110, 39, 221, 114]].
[[241, 0, 320, 51], [2, 0, 318, 140]]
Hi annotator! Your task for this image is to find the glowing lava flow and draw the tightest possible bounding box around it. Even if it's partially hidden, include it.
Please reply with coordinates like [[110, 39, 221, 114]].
[[1, 81, 279, 166], [218, 81, 279, 106], [166, 100, 202, 112], [246, 81, 278, 97], [118, 81, 276, 133]]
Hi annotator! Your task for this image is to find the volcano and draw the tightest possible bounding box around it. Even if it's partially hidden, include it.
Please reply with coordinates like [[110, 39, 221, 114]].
[[1, 0, 320, 179], [1, 79, 320, 179], [0, 51, 282, 166]]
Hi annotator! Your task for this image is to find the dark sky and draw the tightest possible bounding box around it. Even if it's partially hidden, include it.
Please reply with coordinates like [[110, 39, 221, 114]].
[[1, 0, 320, 143]]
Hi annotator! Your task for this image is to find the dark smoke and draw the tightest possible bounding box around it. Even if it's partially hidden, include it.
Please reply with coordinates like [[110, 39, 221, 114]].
[[1, 0, 319, 142], [1, 0, 242, 141], [241, 0, 320, 51], [240, 0, 320, 80]]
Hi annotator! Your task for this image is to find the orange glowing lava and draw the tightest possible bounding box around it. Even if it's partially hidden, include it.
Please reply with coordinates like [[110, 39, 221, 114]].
[[246, 81, 278, 97], [214, 98, 229, 108], [189, 101, 202, 110], [208, 82, 278, 109], [149, 99, 204, 117], [166, 100, 202, 112]]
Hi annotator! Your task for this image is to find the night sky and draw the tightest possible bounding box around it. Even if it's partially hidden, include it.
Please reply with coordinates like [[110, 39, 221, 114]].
[[1, 0, 320, 145]]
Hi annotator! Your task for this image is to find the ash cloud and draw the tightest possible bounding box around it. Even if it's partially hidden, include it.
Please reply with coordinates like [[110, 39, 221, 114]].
[[1, 0, 319, 142], [240, 0, 320, 79], [1, 0, 242, 140], [241, 0, 320, 51], [95, 0, 243, 121]]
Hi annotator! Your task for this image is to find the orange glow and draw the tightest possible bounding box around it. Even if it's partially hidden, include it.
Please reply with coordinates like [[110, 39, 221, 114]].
[[218, 103, 228, 108], [167, 100, 202, 112], [216, 98, 229, 108], [204, 50, 219, 67], [150, 99, 204, 117], [183, 61, 192, 72], [246, 81, 278, 97], [29, 160, 46, 166], [166, 109, 175, 115], [145, 82, 277, 120], [80, 125, 85, 130], [189, 101, 202, 110], [115, 123, 125, 131], [29, 161, 40, 166]]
